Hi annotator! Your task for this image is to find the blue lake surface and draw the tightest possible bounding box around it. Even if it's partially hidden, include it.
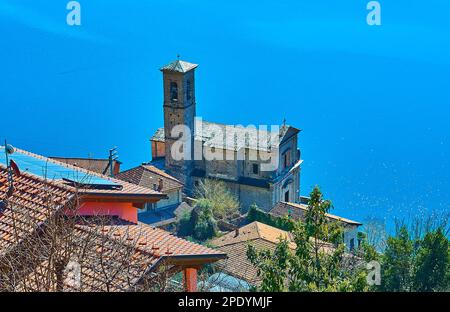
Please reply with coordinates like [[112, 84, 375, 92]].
[[0, 0, 448, 232]]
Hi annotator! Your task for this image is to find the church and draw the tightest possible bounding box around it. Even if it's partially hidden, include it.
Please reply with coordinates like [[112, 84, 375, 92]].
[[150, 59, 303, 212]]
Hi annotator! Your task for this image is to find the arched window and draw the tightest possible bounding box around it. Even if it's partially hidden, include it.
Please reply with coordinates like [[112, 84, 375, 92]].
[[170, 82, 178, 101]]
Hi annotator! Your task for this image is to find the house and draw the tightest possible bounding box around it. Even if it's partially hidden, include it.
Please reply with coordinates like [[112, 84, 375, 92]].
[[0, 145, 226, 291], [150, 59, 303, 212], [210, 221, 333, 289], [115, 164, 192, 227], [270, 201, 363, 250], [50, 156, 121, 176]]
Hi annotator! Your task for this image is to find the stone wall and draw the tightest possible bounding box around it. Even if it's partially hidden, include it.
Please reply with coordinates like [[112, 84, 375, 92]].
[[142, 188, 182, 212]]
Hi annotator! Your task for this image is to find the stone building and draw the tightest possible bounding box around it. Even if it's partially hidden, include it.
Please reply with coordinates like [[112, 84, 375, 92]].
[[150, 59, 303, 212], [270, 201, 363, 251], [115, 164, 193, 227]]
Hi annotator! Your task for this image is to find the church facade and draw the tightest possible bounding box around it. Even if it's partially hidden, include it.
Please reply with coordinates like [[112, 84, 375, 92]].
[[150, 59, 303, 212]]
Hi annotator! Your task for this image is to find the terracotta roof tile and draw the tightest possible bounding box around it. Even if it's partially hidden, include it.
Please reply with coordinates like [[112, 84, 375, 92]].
[[15, 220, 226, 292], [0, 166, 75, 254], [211, 222, 296, 249]]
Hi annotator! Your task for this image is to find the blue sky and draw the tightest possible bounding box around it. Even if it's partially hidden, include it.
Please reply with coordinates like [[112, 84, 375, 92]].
[[0, 0, 449, 229]]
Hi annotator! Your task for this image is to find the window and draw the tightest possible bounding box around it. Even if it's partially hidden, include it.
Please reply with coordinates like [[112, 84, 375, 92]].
[[186, 80, 192, 101], [349, 238, 355, 251], [252, 163, 259, 175], [170, 82, 178, 101], [283, 151, 291, 169], [284, 190, 290, 202]]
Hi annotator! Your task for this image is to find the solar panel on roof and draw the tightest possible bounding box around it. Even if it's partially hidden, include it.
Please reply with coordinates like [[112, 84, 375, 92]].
[[0, 147, 121, 189]]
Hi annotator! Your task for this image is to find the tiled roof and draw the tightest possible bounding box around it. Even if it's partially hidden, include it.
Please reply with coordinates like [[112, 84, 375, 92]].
[[116, 165, 183, 193], [211, 221, 296, 249], [270, 202, 362, 226], [150, 120, 300, 152], [210, 222, 295, 285], [151, 127, 165, 142], [0, 165, 75, 255], [213, 239, 276, 285], [49, 157, 121, 175], [1, 147, 165, 202], [1, 163, 225, 291], [160, 60, 198, 73], [210, 221, 334, 285], [0, 148, 225, 291], [15, 221, 225, 291]]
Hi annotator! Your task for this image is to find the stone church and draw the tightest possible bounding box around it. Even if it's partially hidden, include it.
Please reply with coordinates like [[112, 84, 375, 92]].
[[150, 59, 303, 212]]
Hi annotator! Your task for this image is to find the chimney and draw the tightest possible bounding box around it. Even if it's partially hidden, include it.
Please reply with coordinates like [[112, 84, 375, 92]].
[[0, 200, 6, 214], [234, 227, 239, 237], [157, 178, 164, 192]]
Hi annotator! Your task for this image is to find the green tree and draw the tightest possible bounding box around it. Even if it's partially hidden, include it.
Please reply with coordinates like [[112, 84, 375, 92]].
[[413, 228, 449, 292], [247, 186, 369, 292], [194, 179, 240, 221], [176, 210, 194, 237], [380, 226, 414, 291], [177, 199, 218, 241], [247, 239, 292, 292], [379, 220, 449, 292]]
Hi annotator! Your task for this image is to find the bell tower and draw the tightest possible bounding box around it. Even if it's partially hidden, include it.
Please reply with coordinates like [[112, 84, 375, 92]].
[[160, 59, 198, 190]]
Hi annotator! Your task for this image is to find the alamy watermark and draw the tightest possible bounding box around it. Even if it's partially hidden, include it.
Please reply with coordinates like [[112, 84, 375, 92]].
[[64, 260, 81, 289], [366, 260, 381, 286], [66, 2, 381, 27], [169, 118, 281, 172], [66, 1, 81, 26], [367, 1, 382, 26]]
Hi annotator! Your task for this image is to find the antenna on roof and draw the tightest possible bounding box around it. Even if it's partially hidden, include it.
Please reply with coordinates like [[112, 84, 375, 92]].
[[4, 140, 16, 196], [108, 147, 119, 177]]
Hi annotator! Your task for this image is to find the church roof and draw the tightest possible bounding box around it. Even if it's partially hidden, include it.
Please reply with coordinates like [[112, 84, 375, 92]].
[[160, 60, 198, 73], [150, 120, 300, 152]]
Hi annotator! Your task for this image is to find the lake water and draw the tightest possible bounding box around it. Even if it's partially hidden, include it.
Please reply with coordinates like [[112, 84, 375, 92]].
[[1, 1, 448, 232]]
